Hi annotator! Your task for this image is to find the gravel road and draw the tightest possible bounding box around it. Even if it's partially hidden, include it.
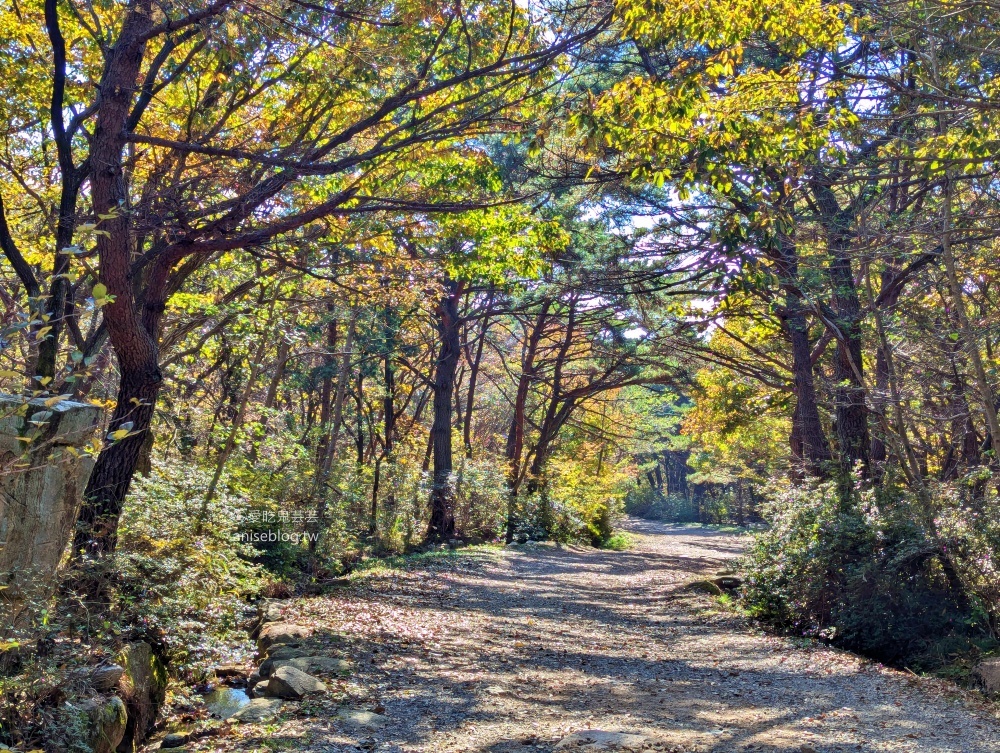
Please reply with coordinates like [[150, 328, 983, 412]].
[[215, 518, 1000, 752]]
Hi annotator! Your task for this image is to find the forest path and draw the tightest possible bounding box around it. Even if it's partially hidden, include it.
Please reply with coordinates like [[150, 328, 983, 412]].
[[230, 518, 1000, 752]]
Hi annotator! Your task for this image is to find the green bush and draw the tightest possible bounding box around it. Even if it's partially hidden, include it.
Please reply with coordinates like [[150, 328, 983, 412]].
[[625, 485, 698, 522], [742, 479, 998, 671], [115, 460, 267, 677]]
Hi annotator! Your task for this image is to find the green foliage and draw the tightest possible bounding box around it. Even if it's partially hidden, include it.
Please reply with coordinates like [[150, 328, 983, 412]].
[[742, 480, 999, 671], [625, 486, 697, 522], [115, 460, 266, 676], [600, 532, 632, 551], [453, 454, 511, 542]]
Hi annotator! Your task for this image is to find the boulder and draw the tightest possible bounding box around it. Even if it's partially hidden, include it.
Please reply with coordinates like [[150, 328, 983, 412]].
[[248, 683, 268, 699], [247, 601, 284, 638], [212, 664, 247, 680], [258, 656, 291, 678], [256, 622, 311, 652], [160, 732, 188, 748], [91, 664, 126, 691], [321, 577, 352, 588], [263, 644, 309, 661], [303, 656, 351, 675], [231, 697, 283, 723], [79, 696, 128, 753], [263, 666, 326, 699], [116, 641, 168, 752], [0, 396, 99, 624], [684, 579, 723, 596], [68, 663, 125, 691], [973, 658, 1000, 697], [260, 655, 350, 678], [554, 731, 651, 751]]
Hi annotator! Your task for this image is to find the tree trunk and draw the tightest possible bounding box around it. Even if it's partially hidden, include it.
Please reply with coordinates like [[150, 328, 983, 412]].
[[74, 365, 161, 556], [316, 308, 337, 466], [310, 308, 356, 551], [463, 315, 488, 457], [782, 275, 832, 474], [354, 371, 365, 465], [426, 279, 463, 543], [199, 302, 276, 525], [942, 180, 1000, 455], [812, 182, 870, 477], [376, 309, 396, 537], [370, 455, 381, 540], [524, 301, 577, 495], [864, 268, 923, 487], [504, 302, 550, 542], [72, 1, 159, 556], [827, 252, 870, 476], [870, 264, 901, 475]]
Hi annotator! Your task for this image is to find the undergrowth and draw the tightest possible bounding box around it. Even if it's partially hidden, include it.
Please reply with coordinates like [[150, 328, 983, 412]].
[[740, 478, 1000, 677]]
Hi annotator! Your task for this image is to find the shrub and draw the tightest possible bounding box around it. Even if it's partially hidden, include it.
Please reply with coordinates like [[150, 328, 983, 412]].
[[115, 460, 266, 677], [601, 532, 632, 550], [742, 479, 998, 671], [625, 485, 698, 522]]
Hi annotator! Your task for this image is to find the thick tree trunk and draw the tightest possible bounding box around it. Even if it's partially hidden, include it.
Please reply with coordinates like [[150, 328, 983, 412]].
[[73, 1, 159, 556], [787, 303, 831, 472], [426, 279, 463, 543], [827, 253, 870, 476], [812, 181, 870, 477], [813, 179, 871, 477], [34, 0, 87, 386], [74, 364, 162, 555], [778, 240, 832, 475]]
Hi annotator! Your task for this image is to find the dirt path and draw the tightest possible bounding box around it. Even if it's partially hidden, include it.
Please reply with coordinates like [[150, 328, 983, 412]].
[[220, 518, 1000, 752]]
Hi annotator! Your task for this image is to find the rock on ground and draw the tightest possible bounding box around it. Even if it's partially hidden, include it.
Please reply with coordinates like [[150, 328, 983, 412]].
[[116, 641, 167, 752], [231, 697, 284, 723], [78, 696, 127, 753], [262, 644, 309, 660], [973, 658, 1000, 696], [256, 622, 312, 652], [260, 655, 350, 678], [263, 665, 326, 699], [160, 732, 188, 747], [69, 663, 125, 691]]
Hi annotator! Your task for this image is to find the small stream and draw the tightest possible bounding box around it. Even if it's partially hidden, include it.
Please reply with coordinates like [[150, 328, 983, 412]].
[[203, 687, 250, 718]]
